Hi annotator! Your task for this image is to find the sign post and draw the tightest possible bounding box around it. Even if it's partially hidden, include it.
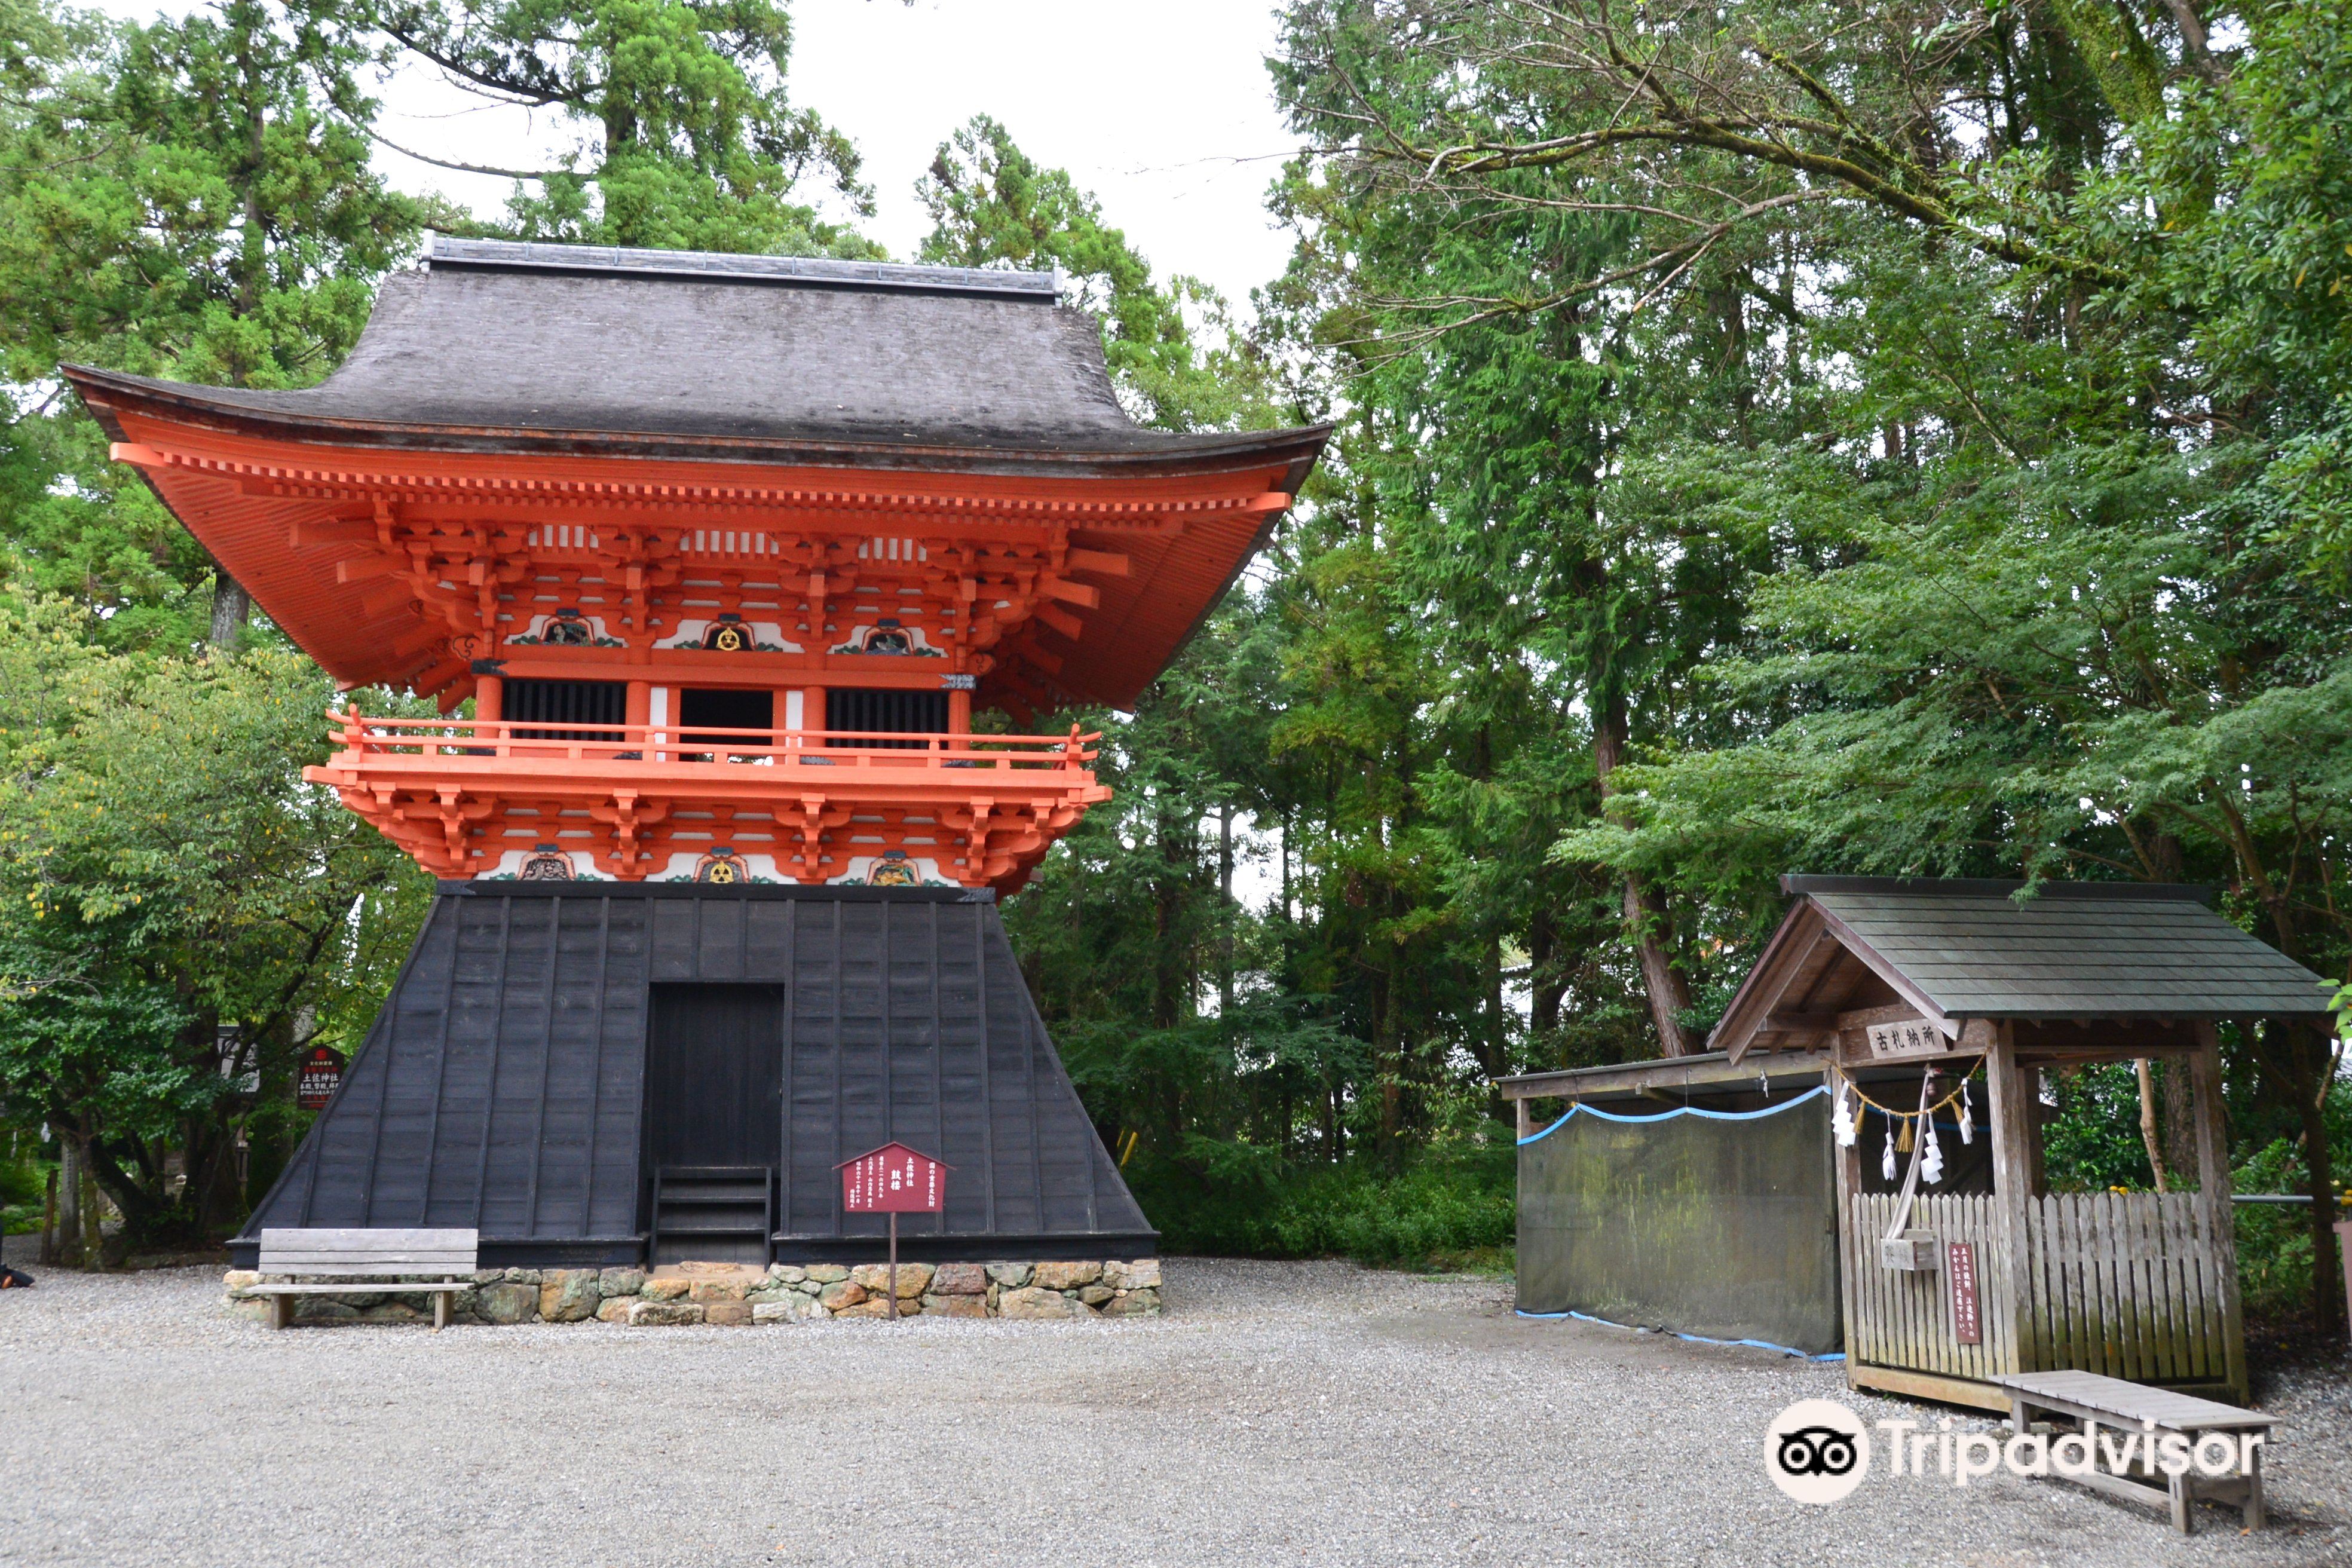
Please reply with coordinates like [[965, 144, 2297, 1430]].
[[837, 1143, 950, 1320]]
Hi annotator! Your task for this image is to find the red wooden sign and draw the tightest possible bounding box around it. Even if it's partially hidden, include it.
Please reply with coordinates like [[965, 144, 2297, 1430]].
[[1948, 1241, 1982, 1345], [837, 1143, 949, 1214], [295, 1047, 345, 1111]]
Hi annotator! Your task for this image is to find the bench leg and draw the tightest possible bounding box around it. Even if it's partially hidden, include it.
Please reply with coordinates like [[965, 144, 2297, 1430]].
[[2008, 1397, 2032, 1436], [2169, 1469, 2194, 1535], [434, 1290, 450, 1333], [271, 1293, 292, 1332], [2244, 1442, 2265, 1531]]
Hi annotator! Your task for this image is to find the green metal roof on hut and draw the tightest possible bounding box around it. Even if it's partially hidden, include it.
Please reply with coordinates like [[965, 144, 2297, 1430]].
[[1711, 876, 2331, 1064]]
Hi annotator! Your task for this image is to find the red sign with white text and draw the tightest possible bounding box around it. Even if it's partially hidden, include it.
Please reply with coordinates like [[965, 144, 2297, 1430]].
[[295, 1047, 345, 1111], [1948, 1241, 1982, 1345], [838, 1143, 949, 1214]]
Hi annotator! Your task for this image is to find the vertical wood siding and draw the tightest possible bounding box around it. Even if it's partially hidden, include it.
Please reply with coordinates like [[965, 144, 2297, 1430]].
[[1848, 1191, 2227, 1383], [246, 887, 1149, 1250]]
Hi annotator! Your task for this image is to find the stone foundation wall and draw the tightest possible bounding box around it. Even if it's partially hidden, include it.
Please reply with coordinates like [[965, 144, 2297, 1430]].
[[223, 1258, 1160, 1327]]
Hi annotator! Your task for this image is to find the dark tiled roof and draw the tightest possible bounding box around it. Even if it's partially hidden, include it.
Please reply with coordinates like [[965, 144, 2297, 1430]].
[[1788, 877, 2332, 1019], [85, 237, 1322, 467]]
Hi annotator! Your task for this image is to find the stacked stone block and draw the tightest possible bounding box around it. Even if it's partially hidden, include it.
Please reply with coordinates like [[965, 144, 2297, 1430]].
[[222, 1258, 1161, 1326]]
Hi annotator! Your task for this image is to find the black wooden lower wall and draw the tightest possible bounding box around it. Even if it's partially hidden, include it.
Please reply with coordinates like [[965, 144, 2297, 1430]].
[[231, 883, 1156, 1268]]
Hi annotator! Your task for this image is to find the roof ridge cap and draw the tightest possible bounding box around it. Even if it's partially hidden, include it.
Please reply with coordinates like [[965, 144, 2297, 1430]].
[[424, 234, 1061, 301], [1781, 874, 2218, 905]]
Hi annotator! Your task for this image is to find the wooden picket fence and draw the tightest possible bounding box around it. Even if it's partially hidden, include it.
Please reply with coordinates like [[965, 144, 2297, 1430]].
[[1846, 1193, 2013, 1381], [2021, 1190, 2231, 1385], [1847, 1190, 2232, 1385]]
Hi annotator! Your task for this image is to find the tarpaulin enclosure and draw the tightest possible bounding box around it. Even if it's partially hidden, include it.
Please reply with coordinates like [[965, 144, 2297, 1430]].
[[1515, 1088, 1840, 1355]]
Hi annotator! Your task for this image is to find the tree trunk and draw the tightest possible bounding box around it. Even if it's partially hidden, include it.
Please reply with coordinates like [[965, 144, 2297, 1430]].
[[1622, 877, 1693, 1055], [1480, 932, 1510, 1120], [1592, 698, 1693, 1055], [1150, 799, 1189, 1031], [2157, 1055, 2199, 1187], [55, 1136, 83, 1265], [208, 565, 252, 650], [2252, 1019, 2348, 1337], [1278, 803, 1292, 927], [2136, 1057, 2171, 1192], [1529, 905, 1563, 1043], [1373, 958, 1399, 1162], [2293, 1033, 2346, 1337], [1217, 801, 1235, 1019]]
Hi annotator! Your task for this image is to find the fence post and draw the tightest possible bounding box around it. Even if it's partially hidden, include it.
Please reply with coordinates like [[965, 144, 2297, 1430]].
[[2189, 1023, 2247, 1402], [1984, 1030, 2037, 1375]]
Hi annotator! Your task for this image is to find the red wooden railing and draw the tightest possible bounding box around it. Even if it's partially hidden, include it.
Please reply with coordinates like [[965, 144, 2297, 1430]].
[[323, 710, 1100, 773]]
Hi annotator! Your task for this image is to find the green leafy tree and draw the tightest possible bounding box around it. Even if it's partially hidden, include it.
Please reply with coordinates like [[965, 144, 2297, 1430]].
[[0, 0, 452, 647], [370, 0, 878, 253], [1270, 0, 2352, 1324], [918, 114, 1270, 432], [0, 593, 431, 1251]]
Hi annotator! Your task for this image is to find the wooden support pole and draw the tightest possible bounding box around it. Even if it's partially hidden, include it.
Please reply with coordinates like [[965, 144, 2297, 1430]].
[[1515, 1098, 1532, 1141], [2336, 1220, 2352, 1343], [887, 1211, 899, 1322], [474, 673, 502, 726], [1984, 1030, 2036, 1375], [2189, 1022, 2248, 1402], [1830, 1067, 1863, 1386]]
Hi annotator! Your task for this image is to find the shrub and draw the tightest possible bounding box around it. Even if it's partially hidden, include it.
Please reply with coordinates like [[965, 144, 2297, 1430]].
[[1126, 1140, 1517, 1272]]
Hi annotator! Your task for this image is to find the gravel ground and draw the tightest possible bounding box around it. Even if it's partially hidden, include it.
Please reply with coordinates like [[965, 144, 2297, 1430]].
[[1, 1242, 2346, 1567]]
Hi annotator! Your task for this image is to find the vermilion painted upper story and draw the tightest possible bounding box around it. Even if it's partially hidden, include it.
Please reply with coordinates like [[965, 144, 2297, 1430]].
[[65, 239, 1327, 892]]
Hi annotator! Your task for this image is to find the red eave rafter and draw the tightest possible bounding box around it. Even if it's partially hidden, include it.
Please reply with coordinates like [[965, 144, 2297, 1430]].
[[92, 406, 1306, 709], [104, 440, 1293, 528]]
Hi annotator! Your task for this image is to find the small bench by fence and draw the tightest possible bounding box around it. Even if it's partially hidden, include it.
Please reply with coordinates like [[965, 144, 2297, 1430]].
[[244, 1229, 479, 1331], [1994, 1370, 2275, 1534]]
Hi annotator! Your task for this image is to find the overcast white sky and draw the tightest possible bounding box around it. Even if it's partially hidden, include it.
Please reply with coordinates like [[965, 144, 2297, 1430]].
[[94, 0, 1307, 308]]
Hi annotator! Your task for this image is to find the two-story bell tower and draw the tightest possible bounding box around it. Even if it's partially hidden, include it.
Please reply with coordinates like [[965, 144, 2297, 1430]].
[[67, 239, 1327, 1271]]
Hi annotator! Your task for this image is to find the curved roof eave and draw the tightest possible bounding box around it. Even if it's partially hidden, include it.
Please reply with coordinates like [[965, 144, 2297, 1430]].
[[63, 364, 1333, 492]]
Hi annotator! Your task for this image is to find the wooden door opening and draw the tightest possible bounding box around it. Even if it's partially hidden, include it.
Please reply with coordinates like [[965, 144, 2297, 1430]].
[[644, 983, 782, 1264]]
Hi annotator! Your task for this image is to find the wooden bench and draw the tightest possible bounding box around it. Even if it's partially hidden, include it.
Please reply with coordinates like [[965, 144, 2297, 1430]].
[[245, 1229, 479, 1331], [1992, 1370, 2274, 1534]]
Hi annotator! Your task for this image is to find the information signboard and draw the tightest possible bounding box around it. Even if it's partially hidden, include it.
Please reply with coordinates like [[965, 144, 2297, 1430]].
[[837, 1143, 950, 1319], [296, 1047, 345, 1111]]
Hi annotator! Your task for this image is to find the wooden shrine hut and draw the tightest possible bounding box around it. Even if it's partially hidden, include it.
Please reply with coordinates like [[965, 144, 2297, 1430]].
[[65, 237, 1328, 1270], [1502, 876, 2333, 1409]]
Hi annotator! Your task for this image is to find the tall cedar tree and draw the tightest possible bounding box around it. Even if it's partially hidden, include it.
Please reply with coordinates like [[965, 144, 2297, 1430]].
[[1273, 0, 2352, 1328]]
